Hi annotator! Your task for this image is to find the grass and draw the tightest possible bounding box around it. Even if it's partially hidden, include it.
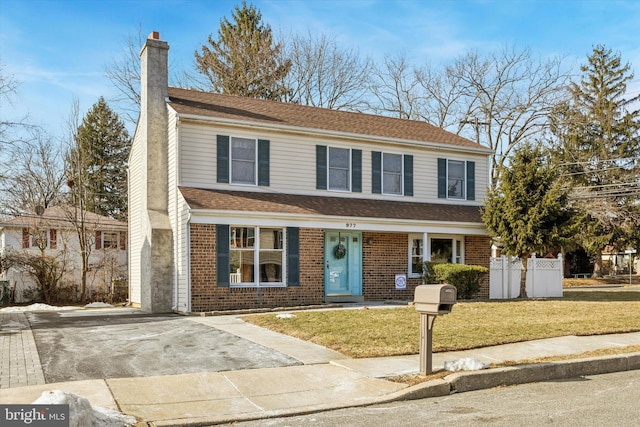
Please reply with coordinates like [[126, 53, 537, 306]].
[[243, 291, 640, 358]]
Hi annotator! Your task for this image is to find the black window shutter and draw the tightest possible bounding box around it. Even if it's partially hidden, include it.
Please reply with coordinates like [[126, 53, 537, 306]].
[[216, 224, 230, 287], [287, 227, 300, 286], [437, 158, 447, 198], [404, 154, 414, 197], [466, 161, 475, 201], [258, 139, 270, 186], [316, 145, 327, 190], [352, 149, 362, 193], [372, 151, 382, 194], [217, 135, 230, 183]]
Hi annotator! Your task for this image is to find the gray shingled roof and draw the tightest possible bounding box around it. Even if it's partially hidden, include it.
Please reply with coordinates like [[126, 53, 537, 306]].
[[167, 87, 490, 151]]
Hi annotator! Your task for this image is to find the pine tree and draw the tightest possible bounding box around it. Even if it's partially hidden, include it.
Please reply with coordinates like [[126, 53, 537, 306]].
[[194, 1, 291, 100], [67, 97, 131, 220], [482, 143, 575, 298], [550, 45, 640, 277]]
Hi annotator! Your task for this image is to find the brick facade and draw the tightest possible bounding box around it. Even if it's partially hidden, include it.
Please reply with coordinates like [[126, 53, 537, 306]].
[[189, 224, 324, 312], [464, 235, 491, 298], [189, 225, 491, 312], [362, 232, 422, 301]]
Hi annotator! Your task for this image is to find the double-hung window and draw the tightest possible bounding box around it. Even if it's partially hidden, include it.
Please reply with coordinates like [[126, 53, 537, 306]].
[[316, 146, 362, 192], [372, 151, 413, 196], [447, 160, 465, 199], [328, 147, 350, 191], [230, 226, 285, 286], [217, 135, 270, 186], [437, 158, 475, 201], [383, 153, 403, 195], [103, 231, 119, 249], [231, 137, 257, 185]]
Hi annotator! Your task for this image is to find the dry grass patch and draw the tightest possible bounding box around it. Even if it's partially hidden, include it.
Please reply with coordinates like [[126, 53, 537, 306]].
[[244, 297, 640, 358]]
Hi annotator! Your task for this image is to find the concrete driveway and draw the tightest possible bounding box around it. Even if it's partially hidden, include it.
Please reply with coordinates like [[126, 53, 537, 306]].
[[26, 308, 301, 383]]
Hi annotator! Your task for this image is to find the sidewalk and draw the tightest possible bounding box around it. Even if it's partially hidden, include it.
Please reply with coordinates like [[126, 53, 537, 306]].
[[2, 310, 640, 426]]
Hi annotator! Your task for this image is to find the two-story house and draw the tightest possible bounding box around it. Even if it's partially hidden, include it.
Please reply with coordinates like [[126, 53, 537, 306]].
[[129, 32, 493, 314], [0, 206, 128, 303]]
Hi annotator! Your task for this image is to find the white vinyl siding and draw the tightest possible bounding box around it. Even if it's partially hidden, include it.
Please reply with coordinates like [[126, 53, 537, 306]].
[[176, 121, 488, 204], [128, 131, 145, 305]]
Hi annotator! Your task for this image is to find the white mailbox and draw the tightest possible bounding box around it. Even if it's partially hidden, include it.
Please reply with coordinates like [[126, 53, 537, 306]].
[[414, 284, 457, 315]]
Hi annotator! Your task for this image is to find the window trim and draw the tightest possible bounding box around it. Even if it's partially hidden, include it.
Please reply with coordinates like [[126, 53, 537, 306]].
[[230, 136, 258, 186], [382, 152, 404, 196], [327, 146, 351, 192], [408, 234, 425, 278], [229, 226, 287, 288], [447, 159, 466, 200]]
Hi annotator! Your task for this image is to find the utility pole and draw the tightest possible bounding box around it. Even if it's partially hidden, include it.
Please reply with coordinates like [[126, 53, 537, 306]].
[[460, 116, 489, 146]]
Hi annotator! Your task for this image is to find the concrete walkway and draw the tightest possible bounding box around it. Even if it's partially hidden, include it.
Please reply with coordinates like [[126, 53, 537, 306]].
[[1, 309, 640, 426]]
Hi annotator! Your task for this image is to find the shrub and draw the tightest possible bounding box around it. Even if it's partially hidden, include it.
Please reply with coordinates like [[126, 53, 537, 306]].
[[422, 262, 488, 299]]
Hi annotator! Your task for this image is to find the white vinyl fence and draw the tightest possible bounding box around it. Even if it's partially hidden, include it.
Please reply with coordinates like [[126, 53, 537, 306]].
[[490, 254, 563, 299]]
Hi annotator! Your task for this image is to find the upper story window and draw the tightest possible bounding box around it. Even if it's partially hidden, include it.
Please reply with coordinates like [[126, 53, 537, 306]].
[[217, 135, 270, 186], [316, 145, 362, 193], [437, 158, 475, 201], [383, 153, 403, 195], [447, 160, 465, 199], [372, 151, 413, 196], [231, 137, 257, 185], [328, 147, 350, 191]]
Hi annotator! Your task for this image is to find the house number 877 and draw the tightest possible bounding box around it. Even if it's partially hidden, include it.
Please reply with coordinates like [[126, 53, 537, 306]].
[[346, 223, 357, 228]]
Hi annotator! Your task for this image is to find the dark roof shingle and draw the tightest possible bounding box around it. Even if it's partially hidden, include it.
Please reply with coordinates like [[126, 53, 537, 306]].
[[167, 87, 489, 151], [179, 187, 483, 224]]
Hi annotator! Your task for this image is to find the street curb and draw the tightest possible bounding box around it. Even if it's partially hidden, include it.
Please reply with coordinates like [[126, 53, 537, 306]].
[[402, 352, 640, 397]]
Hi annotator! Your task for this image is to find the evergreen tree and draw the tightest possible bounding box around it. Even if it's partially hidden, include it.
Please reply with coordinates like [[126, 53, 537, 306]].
[[482, 143, 575, 298], [194, 1, 291, 100], [550, 45, 640, 277], [67, 97, 130, 220]]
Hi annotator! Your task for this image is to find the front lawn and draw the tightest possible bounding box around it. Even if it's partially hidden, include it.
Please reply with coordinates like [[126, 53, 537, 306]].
[[243, 292, 640, 358]]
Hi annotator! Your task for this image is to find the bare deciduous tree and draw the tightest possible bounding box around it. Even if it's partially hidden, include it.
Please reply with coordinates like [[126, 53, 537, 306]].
[[104, 27, 144, 125], [282, 31, 372, 111], [0, 63, 37, 152], [368, 54, 422, 119], [426, 46, 570, 187], [62, 99, 94, 302], [0, 128, 65, 216]]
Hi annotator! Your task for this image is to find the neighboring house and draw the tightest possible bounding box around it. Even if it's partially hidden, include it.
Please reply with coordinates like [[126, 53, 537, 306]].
[[129, 32, 493, 314], [602, 246, 638, 276], [0, 206, 127, 303]]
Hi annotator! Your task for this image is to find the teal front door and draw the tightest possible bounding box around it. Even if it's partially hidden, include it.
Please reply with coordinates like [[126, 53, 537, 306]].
[[324, 231, 362, 297]]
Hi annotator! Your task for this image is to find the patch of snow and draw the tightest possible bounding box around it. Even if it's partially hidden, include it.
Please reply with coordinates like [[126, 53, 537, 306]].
[[33, 390, 136, 427], [84, 302, 113, 308], [444, 358, 489, 372], [0, 320, 27, 330], [276, 313, 296, 319], [0, 303, 78, 313]]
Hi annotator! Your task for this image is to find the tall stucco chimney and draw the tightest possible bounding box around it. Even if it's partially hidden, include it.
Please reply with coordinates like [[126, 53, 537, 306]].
[[136, 32, 174, 313], [140, 31, 169, 213]]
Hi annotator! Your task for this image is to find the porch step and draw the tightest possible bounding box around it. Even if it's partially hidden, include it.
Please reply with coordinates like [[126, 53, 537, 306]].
[[325, 295, 365, 303]]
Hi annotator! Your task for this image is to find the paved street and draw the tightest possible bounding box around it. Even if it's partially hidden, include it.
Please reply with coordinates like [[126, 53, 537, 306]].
[[25, 308, 301, 383], [224, 369, 640, 427]]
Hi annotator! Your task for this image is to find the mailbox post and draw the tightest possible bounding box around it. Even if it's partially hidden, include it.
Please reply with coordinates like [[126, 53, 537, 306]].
[[414, 284, 457, 375]]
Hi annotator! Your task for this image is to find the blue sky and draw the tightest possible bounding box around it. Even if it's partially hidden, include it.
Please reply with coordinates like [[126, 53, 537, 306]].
[[1, 0, 640, 140]]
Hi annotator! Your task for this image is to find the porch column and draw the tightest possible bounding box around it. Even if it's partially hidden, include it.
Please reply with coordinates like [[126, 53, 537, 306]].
[[423, 233, 430, 262]]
